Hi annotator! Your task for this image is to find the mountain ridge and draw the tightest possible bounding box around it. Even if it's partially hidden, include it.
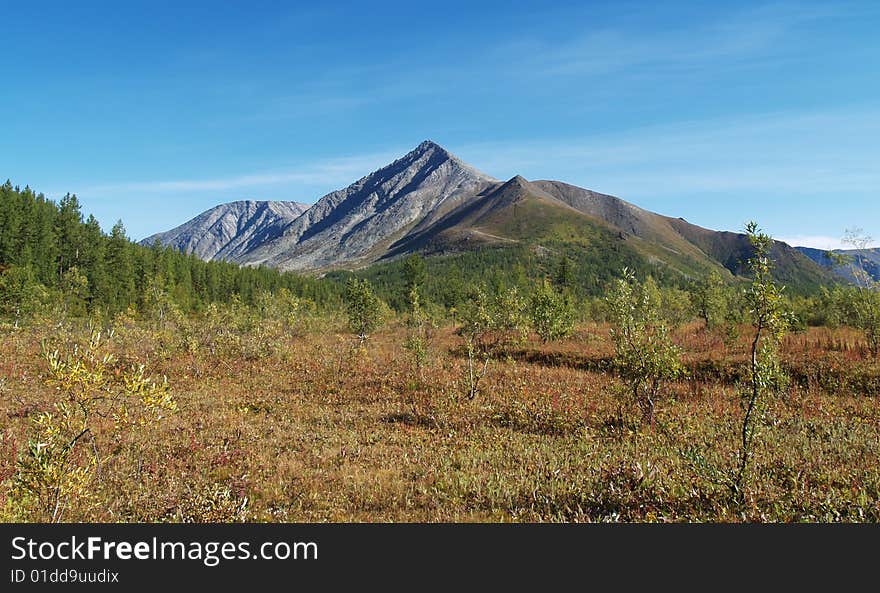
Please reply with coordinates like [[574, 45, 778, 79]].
[[143, 140, 836, 291], [241, 140, 497, 270], [141, 200, 310, 262]]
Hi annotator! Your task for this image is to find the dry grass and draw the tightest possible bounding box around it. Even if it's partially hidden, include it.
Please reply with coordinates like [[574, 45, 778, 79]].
[[1, 319, 878, 522]]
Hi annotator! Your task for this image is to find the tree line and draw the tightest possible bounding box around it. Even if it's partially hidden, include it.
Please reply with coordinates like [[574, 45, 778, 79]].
[[0, 181, 340, 321], [2, 180, 877, 349]]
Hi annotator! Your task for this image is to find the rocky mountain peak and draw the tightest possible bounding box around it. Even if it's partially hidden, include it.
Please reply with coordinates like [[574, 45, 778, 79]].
[[240, 141, 497, 270], [414, 139, 447, 154], [379, 140, 496, 187]]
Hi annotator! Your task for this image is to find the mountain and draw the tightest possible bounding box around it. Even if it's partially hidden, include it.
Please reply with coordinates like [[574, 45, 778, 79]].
[[241, 140, 497, 270], [797, 246, 880, 284], [381, 173, 829, 290], [141, 200, 310, 261], [144, 140, 835, 291]]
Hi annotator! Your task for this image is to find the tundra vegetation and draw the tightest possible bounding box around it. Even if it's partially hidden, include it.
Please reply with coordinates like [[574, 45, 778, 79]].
[[1, 183, 879, 522]]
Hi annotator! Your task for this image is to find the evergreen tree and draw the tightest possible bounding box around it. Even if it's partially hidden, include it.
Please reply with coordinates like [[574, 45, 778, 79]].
[[554, 255, 574, 290], [402, 254, 427, 296], [0, 182, 341, 320], [54, 193, 84, 280], [106, 221, 136, 311], [345, 278, 384, 344]]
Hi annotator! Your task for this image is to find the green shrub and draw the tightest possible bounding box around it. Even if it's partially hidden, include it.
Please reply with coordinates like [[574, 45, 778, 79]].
[[606, 268, 683, 428], [457, 286, 528, 399], [529, 280, 575, 344], [345, 278, 385, 345]]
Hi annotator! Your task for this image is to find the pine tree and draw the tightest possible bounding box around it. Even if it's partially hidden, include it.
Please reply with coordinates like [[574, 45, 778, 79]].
[[554, 255, 574, 290], [54, 193, 85, 281], [106, 221, 136, 311]]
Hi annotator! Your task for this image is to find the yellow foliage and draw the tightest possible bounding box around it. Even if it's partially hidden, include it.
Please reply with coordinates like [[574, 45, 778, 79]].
[[9, 328, 175, 521]]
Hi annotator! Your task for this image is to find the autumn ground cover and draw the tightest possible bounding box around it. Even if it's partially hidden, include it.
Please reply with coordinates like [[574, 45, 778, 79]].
[[1, 317, 877, 523]]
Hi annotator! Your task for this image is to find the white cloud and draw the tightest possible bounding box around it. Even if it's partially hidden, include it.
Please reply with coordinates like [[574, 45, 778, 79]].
[[78, 150, 402, 197], [491, 1, 859, 82], [456, 107, 880, 196], [776, 235, 850, 250]]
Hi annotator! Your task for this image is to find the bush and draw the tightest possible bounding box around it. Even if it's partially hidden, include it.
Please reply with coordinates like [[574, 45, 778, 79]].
[[457, 286, 528, 399], [345, 278, 385, 345], [10, 329, 175, 521], [826, 286, 880, 358], [529, 281, 575, 344], [0, 265, 51, 326], [606, 269, 683, 428], [691, 270, 726, 330]]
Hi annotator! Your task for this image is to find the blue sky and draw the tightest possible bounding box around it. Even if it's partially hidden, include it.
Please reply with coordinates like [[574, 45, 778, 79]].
[[3, 0, 879, 248]]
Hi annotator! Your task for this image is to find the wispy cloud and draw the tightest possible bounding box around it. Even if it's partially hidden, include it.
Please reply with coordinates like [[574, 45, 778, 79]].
[[457, 107, 880, 196], [78, 150, 402, 197], [777, 235, 878, 251], [221, 2, 876, 126], [490, 1, 855, 81]]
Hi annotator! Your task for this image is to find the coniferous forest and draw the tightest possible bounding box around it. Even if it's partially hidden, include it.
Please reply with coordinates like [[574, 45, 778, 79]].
[[0, 181, 340, 319]]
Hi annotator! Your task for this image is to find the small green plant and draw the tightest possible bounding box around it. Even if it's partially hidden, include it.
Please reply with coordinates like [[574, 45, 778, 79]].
[[529, 280, 575, 344], [732, 222, 791, 500], [344, 278, 384, 345], [403, 285, 434, 383], [692, 270, 727, 330], [457, 286, 528, 399], [251, 288, 303, 358], [142, 275, 182, 330], [606, 268, 683, 428], [659, 285, 693, 328]]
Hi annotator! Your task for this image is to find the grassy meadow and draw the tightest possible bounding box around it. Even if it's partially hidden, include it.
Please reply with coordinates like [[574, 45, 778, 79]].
[[1, 312, 877, 523]]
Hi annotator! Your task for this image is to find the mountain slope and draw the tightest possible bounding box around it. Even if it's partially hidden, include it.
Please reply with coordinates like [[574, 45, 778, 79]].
[[797, 247, 880, 284], [385, 175, 829, 286], [241, 140, 496, 270], [383, 175, 660, 261], [665, 218, 831, 291], [532, 181, 737, 278], [141, 200, 309, 261]]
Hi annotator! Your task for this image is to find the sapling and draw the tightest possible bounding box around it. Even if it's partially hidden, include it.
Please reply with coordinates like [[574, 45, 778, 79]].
[[457, 286, 528, 399], [403, 284, 433, 383], [529, 280, 575, 344], [344, 277, 384, 346], [692, 270, 727, 331], [606, 268, 683, 428], [12, 329, 175, 522], [732, 222, 791, 500]]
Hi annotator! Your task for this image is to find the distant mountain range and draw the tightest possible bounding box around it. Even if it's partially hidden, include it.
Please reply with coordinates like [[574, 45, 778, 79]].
[[796, 246, 880, 284], [142, 140, 836, 290]]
